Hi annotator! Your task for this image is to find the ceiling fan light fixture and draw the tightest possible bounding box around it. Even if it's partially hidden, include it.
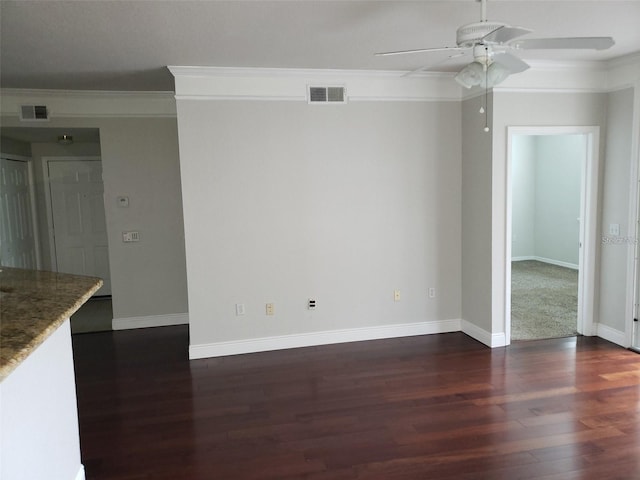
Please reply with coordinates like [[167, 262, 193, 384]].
[[454, 61, 484, 89], [483, 62, 510, 88]]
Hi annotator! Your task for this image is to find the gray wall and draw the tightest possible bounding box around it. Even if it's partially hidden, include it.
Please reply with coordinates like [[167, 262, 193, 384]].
[[461, 94, 493, 334], [177, 100, 463, 348], [491, 91, 607, 336], [599, 88, 635, 333], [0, 136, 32, 157], [0, 115, 189, 322]]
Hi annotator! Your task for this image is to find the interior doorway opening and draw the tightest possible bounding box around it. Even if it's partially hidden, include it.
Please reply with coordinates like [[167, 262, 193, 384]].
[[0, 127, 112, 333], [506, 127, 600, 343]]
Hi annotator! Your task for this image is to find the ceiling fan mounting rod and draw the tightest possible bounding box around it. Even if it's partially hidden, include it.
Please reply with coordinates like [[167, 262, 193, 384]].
[[479, 0, 487, 23]]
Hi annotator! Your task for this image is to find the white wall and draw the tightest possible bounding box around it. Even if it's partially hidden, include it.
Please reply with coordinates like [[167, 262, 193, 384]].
[[535, 135, 583, 266], [511, 135, 536, 259], [512, 135, 583, 267], [175, 74, 462, 355], [1, 320, 84, 480], [0, 110, 189, 324]]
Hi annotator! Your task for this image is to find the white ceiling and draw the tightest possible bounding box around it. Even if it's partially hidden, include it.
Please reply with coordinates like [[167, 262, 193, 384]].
[[1, 0, 639, 92]]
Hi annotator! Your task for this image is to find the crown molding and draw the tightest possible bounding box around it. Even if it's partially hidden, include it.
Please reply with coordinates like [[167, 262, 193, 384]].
[[524, 59, 607, 71], [457, 55, 640, 99], [169, 66, 461, 102], [0, 89, 176, 118], [606, 52, 640, 91], [2, 54, 638, 115], [607, 51, 640, 69], [168, 65, 454, 80]]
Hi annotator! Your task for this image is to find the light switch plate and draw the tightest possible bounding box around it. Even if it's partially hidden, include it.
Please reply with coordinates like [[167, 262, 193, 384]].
[[609, 224, 620, 236], [122, 231, 140, 242]]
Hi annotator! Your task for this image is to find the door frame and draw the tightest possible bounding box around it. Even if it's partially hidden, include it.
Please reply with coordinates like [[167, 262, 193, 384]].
[[629, 79, 640, 350], [505, 126, 600, 343], [0, 154, 42, 269], [42, 156, 102, 271]]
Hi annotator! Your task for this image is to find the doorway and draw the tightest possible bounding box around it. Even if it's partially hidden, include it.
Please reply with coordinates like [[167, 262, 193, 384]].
[[0, 157, 39, 268], [45, 158, 111, 296], [506, 127, 600, 343]]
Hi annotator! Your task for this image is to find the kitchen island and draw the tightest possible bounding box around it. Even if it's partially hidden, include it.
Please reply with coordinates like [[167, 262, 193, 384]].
[[0, 267, 102, 480]]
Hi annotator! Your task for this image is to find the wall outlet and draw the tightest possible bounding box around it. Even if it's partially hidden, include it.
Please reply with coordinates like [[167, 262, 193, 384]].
[[235, 304, 245, 316], [308, 299, 316, 310], [266, 303, 275, 315], [429, 287, 436, 298], [394, 290, 401, 302]]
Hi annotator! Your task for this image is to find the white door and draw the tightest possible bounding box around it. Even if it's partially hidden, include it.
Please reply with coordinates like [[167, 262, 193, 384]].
[[0, 158, 37, 268], [48, 160, 111, 295]]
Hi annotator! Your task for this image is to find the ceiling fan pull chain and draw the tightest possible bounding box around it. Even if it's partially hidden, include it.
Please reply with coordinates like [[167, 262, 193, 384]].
[[483, 48, 490, 133]]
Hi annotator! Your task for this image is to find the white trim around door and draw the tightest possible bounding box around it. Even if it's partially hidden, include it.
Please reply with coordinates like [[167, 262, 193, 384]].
[[505, 126, 600, 344]]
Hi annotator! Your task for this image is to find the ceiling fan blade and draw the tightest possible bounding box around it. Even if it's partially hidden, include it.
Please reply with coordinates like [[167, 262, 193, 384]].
[[482, 26, 533, 45], [492, 52, 530, 74], [403, 52, 468, 77], [511, 37, 615, 50], [375, 46, 464, 57]]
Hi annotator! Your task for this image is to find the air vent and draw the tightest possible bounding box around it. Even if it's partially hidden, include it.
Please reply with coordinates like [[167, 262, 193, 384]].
[[20, 105, 49, 121], [308, 86, 346, 104]]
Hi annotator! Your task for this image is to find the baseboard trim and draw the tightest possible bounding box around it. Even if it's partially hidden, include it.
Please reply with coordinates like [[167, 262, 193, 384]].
[[112, 313, 189, 330], [75, 465, 86, 480], [512, 256, 578, 270], [461, 320, 507, 348], [596, 323, 626, 347], [189, 319, 462, 359]]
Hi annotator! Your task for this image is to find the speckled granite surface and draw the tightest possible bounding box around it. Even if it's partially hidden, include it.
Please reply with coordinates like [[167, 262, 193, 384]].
[[0, 267, 102, 382]]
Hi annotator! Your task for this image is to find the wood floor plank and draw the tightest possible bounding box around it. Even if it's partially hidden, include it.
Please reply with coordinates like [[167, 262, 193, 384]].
[[72, 328, 640, 479]]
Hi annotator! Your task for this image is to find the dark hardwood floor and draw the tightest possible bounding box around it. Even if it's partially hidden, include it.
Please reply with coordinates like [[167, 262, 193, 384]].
[[72, 327, 640, 479]]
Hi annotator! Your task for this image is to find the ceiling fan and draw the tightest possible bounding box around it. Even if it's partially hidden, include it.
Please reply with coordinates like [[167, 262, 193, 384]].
[[375, 0, 615, 89]]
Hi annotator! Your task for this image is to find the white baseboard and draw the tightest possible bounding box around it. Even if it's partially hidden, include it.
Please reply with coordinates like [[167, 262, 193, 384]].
[[189, 319, 462, 359], [112, 313, 189, 330], [75, 465, 86, 480], [511, 256, 536, 262], [596, 323, 627, 347], [461, 319, 507, 348], [512, 256, 578, 270]]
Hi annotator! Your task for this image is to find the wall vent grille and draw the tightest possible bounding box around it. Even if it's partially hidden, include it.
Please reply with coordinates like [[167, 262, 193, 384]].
[[308, 86, 346, 104], [19, 105, 49, 121]]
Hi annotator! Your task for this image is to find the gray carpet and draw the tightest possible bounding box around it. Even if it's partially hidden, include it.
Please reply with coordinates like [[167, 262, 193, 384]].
[[511, 260, 578, 341], [71, 296, 113, 334]]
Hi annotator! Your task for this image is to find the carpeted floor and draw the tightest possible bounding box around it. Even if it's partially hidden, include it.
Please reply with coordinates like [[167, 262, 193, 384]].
[[511, 260, 578, 341], [71, 296, 113, 334]]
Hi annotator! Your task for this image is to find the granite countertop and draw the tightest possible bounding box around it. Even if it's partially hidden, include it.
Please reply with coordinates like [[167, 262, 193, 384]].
[[0, 267, 102, 382]]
